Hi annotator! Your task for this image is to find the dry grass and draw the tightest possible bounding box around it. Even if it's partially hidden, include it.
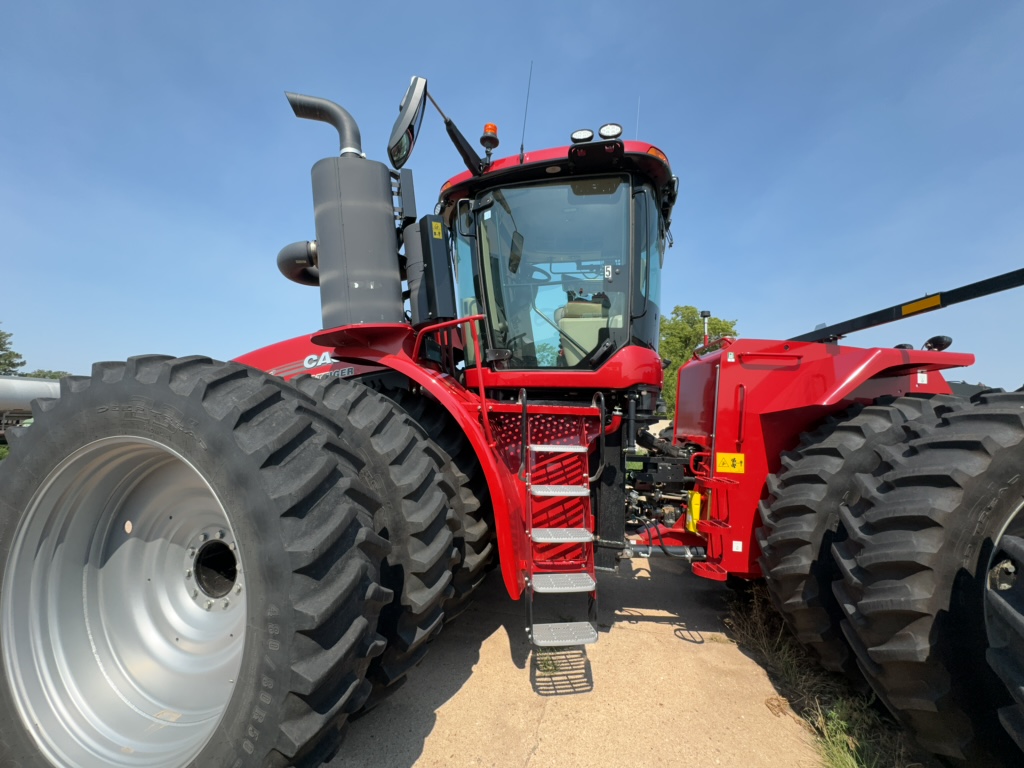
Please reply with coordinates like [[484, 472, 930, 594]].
[[724, 583, 935, 768]]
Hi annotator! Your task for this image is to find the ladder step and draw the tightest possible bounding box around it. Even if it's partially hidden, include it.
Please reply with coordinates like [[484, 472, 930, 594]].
[[532, 621, 599, 647], [532, 528, 594, 544], [530, 484, 590, 497], [530, 444, 588, 453], [533, 573, 596, 593]]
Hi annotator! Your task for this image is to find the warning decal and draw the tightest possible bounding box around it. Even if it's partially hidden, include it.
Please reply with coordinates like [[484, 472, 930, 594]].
[[715, 452, 745, 473], [432, 221, 444, 239]]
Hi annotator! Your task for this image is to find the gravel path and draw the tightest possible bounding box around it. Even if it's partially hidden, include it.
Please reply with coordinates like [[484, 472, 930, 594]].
[[331, 557, 820, 768]]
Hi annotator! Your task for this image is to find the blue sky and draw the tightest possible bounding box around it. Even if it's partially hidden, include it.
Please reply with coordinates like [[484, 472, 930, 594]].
[[2, 1, 1022, 388]]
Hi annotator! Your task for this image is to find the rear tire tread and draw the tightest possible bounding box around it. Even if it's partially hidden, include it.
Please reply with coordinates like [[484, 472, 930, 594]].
[[833, 391, 1024, 764], [757, 394, 963, 676], [292, 377, 458, 700]]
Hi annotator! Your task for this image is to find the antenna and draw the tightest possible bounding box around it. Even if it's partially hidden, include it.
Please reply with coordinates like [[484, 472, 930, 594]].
[[519, 61, 533, 165]]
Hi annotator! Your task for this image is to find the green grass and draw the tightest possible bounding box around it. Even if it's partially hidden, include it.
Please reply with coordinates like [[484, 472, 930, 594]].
[[0, 443, 8, 461], [724, 583, 934, 768], [535, 650, 561, 674]]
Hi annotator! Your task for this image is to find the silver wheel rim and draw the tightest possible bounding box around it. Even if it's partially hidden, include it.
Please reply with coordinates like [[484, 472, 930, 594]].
[[3, 437, 246, 767]]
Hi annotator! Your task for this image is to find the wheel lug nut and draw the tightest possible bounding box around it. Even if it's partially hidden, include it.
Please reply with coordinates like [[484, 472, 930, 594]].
[[192, 589, 198, 598], [188, 548, 196, 558], [217, 530, 225, 539], [186, 569, 192, 579], [199, 534, 208, 543], [222, 599, 230, 609], [235, 584, 243, 594], [205, 600, 213, 610]]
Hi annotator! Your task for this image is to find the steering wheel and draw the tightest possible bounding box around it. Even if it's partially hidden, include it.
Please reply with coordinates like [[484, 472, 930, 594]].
[[527, 265, 551, 281]]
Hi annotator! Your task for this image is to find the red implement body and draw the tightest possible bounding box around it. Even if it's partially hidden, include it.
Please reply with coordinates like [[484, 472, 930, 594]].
[[662, 337, 973, 579]]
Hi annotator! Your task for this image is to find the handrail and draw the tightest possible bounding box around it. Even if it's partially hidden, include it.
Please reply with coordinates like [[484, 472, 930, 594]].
[[588, 391, 606, 483], [517, 388, 529, 483], [691, 336, 735, 359], [411, 314, 483, 360], [412, 314, 494, 446]]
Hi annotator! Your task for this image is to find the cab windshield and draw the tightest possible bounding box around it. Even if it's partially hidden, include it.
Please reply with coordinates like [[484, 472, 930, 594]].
[[464, 176, 632, 368]]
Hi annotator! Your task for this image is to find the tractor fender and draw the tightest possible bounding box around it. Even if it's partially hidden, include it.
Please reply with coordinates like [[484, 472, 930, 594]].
[[352, 353, 527, 600], [233, 332, 381, 381], [242, 323, 527, 600]]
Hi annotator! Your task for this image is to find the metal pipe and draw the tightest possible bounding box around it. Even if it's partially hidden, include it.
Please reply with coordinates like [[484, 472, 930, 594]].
[[276, 241, 319, 286], [0, 376, 60, 411], [627, 543, 706, 561], [284, 92, 363, 157]]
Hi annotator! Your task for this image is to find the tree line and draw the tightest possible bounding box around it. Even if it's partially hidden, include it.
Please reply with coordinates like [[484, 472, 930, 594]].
[[659, 306, 738, 416], [0, 322, 68, 379]]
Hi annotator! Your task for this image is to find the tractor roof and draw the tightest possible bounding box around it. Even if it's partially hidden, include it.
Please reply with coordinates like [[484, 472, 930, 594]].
[[439, 140, 674, 204]]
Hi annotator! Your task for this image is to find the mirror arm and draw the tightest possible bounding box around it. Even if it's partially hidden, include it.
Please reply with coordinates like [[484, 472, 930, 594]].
[[424, 91, 484, 176]]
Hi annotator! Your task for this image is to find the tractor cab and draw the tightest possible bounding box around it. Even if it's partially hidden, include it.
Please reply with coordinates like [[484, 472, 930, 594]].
[[442, 168, 671, 371], [387, 76, 678, 379]]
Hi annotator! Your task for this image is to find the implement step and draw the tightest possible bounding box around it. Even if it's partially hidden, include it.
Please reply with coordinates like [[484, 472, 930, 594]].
[[533, 573, 596, 593], [530, 485, 590, 497], [531, 528, 594, 543], [530, 444, 588, 453], [532, 621, 598, 647]]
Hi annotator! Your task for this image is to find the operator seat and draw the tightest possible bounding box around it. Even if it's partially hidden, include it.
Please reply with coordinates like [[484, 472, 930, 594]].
[[557, 300, 607, 365]]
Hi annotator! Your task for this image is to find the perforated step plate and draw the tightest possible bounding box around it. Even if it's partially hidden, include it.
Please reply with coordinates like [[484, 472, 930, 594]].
[[532, 621, 599, 647], [531, 528, 593, 544], [532, 573, 596, 593]]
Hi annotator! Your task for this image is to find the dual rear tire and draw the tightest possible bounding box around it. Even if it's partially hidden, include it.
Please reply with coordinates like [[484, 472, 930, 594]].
[[762, 390, 1024, 764], [757, 395, 963, 678], [833, 390, 1024, 764], [0, 357, 391, 767]]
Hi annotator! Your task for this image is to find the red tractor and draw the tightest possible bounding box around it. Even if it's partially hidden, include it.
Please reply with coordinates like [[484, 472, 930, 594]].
[[1, 76, 1022, 767]]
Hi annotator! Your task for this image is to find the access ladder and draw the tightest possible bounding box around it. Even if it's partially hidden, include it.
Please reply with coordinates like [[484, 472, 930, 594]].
[[514, 393, 604, 647]]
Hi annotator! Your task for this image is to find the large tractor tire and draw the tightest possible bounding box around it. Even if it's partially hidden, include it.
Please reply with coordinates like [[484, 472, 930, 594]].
[[757, 395, 963, 677], [833, 390, 1024, 765], [292, 377, 457, 702], [378, 387, 496, 617], [0, 356, 390, 768]]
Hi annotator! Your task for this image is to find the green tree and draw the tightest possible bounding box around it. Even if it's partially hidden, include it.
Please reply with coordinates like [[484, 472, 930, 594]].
[[0, 322, 26, 376], [659, 306, 738, 416], [24, 369, 69, 380]]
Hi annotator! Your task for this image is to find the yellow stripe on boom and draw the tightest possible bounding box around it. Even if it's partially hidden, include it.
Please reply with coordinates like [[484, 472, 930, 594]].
[[901, 294, 942, 316]]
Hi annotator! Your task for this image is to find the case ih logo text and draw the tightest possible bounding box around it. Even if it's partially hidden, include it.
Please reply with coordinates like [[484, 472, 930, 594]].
[[303, 352, 334, 368]]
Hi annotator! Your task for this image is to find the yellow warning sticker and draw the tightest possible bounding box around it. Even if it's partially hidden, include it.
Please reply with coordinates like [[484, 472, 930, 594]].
[[716, 452, 745, 473], [431, 221, 443, 239]]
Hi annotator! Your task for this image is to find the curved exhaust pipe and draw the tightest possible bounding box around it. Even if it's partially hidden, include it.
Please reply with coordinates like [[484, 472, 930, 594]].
[[284, 92, 363, 157], [277, 240, 319, 286], [284, 87, 404, 327]]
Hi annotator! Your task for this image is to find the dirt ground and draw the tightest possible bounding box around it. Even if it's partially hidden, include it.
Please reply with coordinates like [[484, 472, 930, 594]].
[[329, 557, 821, 768]]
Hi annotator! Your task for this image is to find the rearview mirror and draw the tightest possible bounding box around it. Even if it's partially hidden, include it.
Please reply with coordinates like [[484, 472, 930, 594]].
[[388, 76, 428, 169], [509, 231, 524, 274], [456, 199, 475, 238]]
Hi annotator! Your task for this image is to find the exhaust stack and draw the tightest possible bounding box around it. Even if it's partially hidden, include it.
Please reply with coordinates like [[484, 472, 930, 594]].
[[285, 92, 404, 329]]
